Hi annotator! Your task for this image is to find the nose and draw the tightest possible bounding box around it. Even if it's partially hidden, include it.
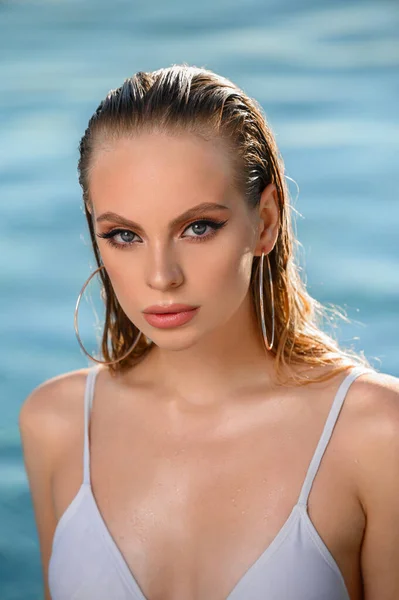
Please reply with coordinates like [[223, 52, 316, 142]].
[[145, 246, 184, 291]]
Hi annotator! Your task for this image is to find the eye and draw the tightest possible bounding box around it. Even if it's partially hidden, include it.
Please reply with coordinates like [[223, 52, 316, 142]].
[[96, 229, 138, 249], [96, 218, 228, 250], [181, 219, 228, 241]]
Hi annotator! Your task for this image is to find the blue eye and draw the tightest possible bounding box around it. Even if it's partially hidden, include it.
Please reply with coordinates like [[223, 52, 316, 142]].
[[96, 219, 228, 250], [182, 220, 223, 239]]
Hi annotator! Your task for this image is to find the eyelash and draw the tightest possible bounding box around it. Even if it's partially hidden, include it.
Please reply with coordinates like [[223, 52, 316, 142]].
[[96, 219, 228, 250]]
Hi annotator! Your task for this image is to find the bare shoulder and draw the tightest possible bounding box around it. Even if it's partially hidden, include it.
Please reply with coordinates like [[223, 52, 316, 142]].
[[19, 365, 96, 486], [18, 366, 94, 600], [20, 366, 92, 409], [344, 370, 399, 595], [346, 369, 399, 435], [19, 367, 93, 439], [18, 365, 94, 497], [343, 369, 399, 508]]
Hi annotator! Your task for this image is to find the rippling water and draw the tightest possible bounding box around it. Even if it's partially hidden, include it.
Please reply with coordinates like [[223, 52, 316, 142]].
[[1, 0, 398, 597]]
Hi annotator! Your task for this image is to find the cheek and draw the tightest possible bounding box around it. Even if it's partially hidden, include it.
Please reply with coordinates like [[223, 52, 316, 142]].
[[102, 259, 142, 313], [203, 246, 253, 303]]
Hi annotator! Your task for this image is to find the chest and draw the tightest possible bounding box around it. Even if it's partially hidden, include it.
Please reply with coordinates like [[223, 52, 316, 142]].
[[53, 390, 365, 600]]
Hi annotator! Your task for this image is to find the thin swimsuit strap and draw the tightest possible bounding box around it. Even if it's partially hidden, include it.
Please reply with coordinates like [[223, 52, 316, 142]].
[[297, 366, 368, 507], [83, 364, 101, 485]]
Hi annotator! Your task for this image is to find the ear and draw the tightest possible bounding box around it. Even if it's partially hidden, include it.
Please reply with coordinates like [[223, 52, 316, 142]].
[[254, 183, 279, 256]]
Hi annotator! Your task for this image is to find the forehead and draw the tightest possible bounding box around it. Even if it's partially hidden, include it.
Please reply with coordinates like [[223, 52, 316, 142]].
[[89, 132, 238, 214]]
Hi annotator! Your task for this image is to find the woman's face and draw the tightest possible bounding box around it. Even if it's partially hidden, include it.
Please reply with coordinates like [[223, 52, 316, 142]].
[[88, 131, 267, 350]]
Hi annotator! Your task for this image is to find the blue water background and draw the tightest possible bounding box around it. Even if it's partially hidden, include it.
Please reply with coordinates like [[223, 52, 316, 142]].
[[0, 0, 398, 598]]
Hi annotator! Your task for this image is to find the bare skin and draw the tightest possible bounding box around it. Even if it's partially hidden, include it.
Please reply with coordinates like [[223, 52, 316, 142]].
[[88, 131, 281, 402], [52, 362, 368, 600], [20, 132, 399, 599]]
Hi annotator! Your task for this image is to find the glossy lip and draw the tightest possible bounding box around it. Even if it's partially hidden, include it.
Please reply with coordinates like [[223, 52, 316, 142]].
[[142, 303, 199, 314], [143, 307, 200, 329]]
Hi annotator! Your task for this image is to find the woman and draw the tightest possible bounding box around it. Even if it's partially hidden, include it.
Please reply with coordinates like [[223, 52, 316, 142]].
[[19, 65, 399, 600]]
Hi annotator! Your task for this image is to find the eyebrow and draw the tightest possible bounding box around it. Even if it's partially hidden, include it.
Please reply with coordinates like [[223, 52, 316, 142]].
[[96, 202, 231, 232]]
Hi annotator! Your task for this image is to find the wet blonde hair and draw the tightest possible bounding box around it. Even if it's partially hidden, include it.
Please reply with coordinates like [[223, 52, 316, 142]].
[[77, 64, 374, 385]]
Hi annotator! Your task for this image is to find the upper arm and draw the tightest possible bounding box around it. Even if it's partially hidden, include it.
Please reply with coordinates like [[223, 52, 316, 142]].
[[19, 375, 75, 600], [354, 373, 399, 600]]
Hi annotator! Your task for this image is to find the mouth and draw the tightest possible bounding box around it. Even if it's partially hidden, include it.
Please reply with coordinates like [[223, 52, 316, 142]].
[[142, 304, 199, 315], [142, 307, 200, 328]]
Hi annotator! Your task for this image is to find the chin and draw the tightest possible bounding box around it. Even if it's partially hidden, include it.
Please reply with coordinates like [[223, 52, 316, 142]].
[[144, 325, 208, 352], [155, 335, 200, 352]]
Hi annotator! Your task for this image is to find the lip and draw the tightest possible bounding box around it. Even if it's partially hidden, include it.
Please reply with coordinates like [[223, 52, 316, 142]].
[[143, 307, 200, 329], [143, 303, 199, 314]]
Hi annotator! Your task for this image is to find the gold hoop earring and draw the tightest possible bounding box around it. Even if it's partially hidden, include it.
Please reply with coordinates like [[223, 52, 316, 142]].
[[74, 265, 143, 365], [259, 250, 275, 351]]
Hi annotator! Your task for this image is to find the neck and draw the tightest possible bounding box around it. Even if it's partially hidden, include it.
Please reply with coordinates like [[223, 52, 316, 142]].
[[131, 293, 279, 408]]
